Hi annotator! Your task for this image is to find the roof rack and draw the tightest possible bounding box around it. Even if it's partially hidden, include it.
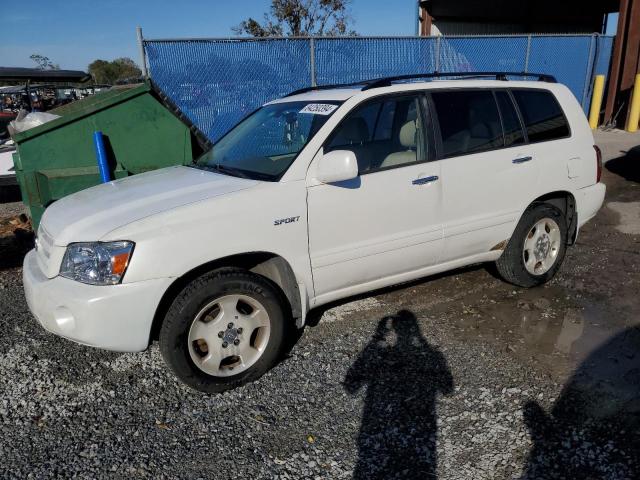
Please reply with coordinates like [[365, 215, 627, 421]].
[[285, 71, 556, 97], [285, 81, 367, 98], [361, 71, 556, 90]]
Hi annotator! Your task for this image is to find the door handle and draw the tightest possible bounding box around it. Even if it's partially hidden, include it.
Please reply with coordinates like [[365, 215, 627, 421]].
[[512, 156, 533, 164], [412, 175, 439, 185]]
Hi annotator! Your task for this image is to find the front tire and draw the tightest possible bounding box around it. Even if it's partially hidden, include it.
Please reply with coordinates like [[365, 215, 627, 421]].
[[496, 203, 567, 288], [159, 268, 288, 393]]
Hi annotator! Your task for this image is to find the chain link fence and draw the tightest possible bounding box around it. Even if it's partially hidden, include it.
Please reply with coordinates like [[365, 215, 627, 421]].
[[144, 34, 614, 142]]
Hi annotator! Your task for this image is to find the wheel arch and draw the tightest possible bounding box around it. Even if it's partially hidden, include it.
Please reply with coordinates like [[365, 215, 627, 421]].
[[529, 190, 578, 244], [149, 252, 304, 346]]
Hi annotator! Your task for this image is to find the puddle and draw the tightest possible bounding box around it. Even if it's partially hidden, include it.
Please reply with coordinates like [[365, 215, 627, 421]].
[[452, 285, 638, 378], [607, 201, 640, 235]]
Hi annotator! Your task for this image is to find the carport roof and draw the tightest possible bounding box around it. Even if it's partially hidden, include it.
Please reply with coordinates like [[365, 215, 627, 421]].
[[423, 0, 619, 25], [0, 67, 90, 83]]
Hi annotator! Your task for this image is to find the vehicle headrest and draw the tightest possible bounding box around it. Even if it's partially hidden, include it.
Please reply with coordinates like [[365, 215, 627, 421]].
[[399, 120, 417, 148]]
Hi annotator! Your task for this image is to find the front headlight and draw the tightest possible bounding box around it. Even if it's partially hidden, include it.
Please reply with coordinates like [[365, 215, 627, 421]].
[[60, 241, 134, 285]]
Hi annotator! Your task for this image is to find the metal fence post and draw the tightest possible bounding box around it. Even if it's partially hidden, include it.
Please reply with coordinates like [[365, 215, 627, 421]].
[[435, 36, 441, 72], [137, 26, 149, 78], [581, 34, 597, 109], [310, 37, 317, 87], [524, 34, 532, 74]]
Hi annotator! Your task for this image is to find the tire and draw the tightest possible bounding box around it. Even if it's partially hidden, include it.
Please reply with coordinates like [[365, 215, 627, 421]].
[[495, 202, 568, 288], [159, 267, 288, 393]]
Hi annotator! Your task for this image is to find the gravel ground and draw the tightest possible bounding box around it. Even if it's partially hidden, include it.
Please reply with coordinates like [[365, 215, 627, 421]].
[[0, 130, 639, 479]]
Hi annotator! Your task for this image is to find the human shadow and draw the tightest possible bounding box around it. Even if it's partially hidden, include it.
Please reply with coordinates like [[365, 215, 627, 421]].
[[344, 310, 454, 479], [521, 326, 640, 479]]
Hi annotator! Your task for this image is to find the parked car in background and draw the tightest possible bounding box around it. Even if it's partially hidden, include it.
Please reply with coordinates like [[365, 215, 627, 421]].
[[23, 73, 605, 392]]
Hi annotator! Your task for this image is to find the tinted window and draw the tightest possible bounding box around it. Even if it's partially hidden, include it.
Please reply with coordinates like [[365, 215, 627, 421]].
[[327, 95, 428, 173], [495, 91, 525, 147], [432, 90, 503, 157], [512, 90, 569, 143], [374, 100, 396, 141]]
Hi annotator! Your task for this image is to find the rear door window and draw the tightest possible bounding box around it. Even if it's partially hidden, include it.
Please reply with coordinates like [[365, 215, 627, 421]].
[[431, 90, 503, 158], [495, 91, 525, 147], [511, 89, 570, 143]]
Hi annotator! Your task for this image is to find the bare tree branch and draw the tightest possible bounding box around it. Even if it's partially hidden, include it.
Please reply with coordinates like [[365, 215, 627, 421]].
[[233, 0, 356, 37]]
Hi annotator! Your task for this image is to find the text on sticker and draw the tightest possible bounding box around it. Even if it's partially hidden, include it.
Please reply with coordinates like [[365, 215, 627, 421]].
[[299, 104, 338, 115]]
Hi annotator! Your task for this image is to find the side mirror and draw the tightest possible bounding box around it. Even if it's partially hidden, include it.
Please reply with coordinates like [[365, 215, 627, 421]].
[[316, 150, 359, 184]]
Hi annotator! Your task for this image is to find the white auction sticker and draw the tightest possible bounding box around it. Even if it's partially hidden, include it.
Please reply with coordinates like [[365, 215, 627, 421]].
[[299, 104, 338, 115]]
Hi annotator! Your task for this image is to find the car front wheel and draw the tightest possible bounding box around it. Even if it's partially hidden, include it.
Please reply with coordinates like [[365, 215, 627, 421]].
[[159, 268, 287, 393]]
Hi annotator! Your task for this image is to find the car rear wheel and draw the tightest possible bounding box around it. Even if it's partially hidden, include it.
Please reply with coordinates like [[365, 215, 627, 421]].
[[496, 203, 568, 288], [159, 268, 287, 393]]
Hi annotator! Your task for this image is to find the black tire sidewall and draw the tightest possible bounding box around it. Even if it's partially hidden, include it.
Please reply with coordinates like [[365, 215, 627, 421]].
[[506, 203, 568, 287], [159, 269, 287, 393]]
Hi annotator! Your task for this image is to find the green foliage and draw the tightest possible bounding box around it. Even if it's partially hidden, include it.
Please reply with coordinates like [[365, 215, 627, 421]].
[[87, 58, 142, 85], [233, 0, 357, 37], [30, 54, 60, 70]]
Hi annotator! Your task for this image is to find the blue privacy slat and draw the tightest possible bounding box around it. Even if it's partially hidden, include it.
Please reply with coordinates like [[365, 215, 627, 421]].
[[315, 37, 436, 85], [146, 39, 311, 142], [145, 35, 614, 142]]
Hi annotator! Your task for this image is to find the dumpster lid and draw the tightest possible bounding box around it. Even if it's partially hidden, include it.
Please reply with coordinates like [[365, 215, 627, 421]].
[[11, 83, 153, 142], [11, 81, 213, 152]]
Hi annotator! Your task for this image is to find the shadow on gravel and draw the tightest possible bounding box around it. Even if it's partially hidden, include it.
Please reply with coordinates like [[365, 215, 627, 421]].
[[606, 145, 640, 183], [344, 310, 453, 479], [0, 185, 22, 203], [0, 229, 33, 271], [521, 326, 640, 479]]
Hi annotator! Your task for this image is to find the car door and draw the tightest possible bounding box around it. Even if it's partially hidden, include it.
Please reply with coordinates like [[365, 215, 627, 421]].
[[306, 93, 443, 302], [432, 89, 539, 262]]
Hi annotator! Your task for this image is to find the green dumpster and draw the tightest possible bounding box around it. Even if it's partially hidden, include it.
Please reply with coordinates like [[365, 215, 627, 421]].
[[12, 82, 208, 229]]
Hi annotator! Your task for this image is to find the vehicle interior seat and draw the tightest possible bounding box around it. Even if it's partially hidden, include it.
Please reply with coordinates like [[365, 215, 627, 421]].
[[379, 120, 417, 168]]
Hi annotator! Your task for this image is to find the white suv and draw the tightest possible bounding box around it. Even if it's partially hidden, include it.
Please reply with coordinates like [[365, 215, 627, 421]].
[[23, 74, 606, 392]]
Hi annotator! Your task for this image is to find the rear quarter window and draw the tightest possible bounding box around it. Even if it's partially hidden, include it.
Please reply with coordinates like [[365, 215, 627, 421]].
[[512, 89, 570, 143]]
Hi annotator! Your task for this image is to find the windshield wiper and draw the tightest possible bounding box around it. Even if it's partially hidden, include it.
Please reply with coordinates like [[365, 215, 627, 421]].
[[192, 162, 277, 182], [213, 164, 251, 179]]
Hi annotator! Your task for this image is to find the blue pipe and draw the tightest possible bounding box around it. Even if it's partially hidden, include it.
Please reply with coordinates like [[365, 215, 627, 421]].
[[93, 131, 111, 183]]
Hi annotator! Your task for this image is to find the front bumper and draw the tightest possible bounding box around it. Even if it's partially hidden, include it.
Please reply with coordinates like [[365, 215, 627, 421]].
[[23, 249, 173, 352]]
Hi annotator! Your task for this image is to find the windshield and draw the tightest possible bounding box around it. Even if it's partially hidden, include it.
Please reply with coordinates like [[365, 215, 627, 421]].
[[195, 100, 342, 181]]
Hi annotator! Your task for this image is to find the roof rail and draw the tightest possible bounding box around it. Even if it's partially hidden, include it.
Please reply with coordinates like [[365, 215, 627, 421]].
[[361, 71, 556, 90], [285, 81, 365, 98], [284, 71, 556, 97]]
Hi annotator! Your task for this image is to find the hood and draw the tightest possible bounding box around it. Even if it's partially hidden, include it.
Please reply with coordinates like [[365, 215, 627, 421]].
[[41, 166, 258, 245]]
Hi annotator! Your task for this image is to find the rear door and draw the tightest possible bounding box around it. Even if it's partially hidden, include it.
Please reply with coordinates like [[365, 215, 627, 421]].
[[432, 89, 539, 262]]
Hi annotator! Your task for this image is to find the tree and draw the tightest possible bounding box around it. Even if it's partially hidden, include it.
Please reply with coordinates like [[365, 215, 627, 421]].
[[30, 54, 59, 70], [233, 0, 356, 37], [88, 57, 142, 85]]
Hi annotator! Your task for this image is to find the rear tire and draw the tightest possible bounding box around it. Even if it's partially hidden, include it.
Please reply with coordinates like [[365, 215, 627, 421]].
[[159, 268, 288, 393], [496, 203, 567, 288]]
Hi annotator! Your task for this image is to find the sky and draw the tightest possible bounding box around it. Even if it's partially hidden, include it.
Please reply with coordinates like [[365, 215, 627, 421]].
[[0, 0, 417, 71]]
